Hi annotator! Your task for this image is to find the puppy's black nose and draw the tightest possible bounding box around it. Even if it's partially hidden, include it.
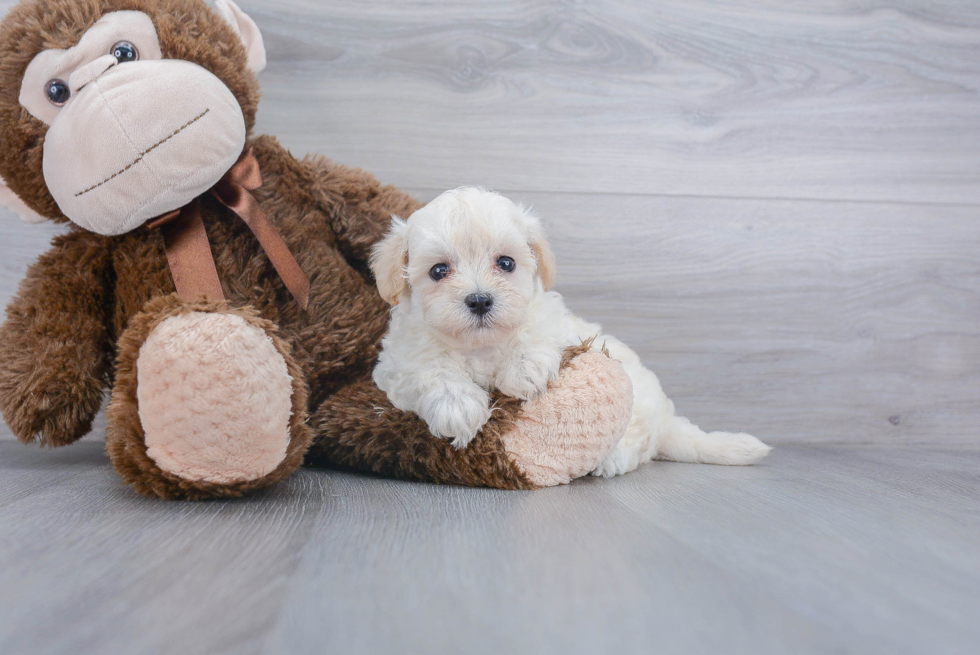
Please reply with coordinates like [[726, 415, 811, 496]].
[[465, 293, 494, 316]]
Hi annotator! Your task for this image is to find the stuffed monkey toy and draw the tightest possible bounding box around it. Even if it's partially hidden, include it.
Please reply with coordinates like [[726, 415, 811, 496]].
[[0, 0, 634, 500]]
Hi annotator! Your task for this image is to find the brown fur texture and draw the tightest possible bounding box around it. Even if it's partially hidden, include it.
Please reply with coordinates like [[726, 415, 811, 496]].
[[0, 229, 115, 446], [0, 0, 628, 499], [307, 341, 598, 489], [308, 382, 534, 490], [105, 294, 312, 500]]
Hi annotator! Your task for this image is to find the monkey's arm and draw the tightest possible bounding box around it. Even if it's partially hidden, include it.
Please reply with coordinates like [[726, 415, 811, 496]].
[[0, 230, 114, 446], [304, 155, 423, 263], [253, 135, 422, 262]]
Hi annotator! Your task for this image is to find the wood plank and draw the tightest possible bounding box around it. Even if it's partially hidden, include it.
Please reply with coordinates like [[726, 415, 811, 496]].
[[241, 0, 980, 202], [1, 441, 978, 654], [0, 441, 330, 655]]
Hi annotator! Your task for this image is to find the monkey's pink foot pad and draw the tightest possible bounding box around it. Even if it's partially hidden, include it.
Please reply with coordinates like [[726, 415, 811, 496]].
[[136, 311, 293, 484], [502, 351, 633, 486]]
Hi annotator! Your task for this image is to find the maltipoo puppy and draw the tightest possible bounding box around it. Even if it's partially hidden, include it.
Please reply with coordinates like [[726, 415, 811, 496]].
[[369, 187, 771, 476]]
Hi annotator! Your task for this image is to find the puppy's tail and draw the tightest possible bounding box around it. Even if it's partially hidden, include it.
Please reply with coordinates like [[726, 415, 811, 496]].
[[657, 415, 772, 466]]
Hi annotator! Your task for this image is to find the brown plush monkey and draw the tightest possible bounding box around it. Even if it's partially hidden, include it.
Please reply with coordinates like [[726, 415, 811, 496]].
[[0, 0, 633, 500]]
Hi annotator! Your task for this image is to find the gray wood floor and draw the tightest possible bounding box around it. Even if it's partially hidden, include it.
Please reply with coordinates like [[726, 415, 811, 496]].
[[1, 0, 979, 653], [1, 441, 978, 655]]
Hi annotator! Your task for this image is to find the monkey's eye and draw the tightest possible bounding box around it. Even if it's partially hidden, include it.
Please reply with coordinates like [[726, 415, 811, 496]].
[[429, 263, 451, 281], [44, 79, 71, 106], [496, 256, 516, 273], [110, 41, 139, 63]]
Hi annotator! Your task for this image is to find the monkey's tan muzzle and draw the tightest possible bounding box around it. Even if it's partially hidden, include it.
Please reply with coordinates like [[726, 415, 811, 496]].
[[42, 59, 247, 236]]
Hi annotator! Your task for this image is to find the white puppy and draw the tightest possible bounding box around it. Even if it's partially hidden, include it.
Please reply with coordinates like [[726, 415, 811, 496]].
[[370, 187, 771, 476]]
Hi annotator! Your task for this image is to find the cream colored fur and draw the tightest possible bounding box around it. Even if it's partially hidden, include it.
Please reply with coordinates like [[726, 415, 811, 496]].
[[371, 187, 772, 475], [137, 311, 293, 484]]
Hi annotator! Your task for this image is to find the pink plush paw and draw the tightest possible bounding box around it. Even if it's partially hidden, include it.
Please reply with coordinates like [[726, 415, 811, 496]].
[[501, 351, 633, 486], [136, 311, 293, 484]]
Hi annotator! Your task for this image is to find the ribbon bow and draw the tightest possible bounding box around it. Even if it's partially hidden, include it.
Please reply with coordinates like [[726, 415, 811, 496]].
[[148, 148, 310, 310]]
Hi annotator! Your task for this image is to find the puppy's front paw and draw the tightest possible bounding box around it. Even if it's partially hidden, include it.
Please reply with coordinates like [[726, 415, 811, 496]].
[[495, 349, 561, 400], [420, 386, 492, 449]]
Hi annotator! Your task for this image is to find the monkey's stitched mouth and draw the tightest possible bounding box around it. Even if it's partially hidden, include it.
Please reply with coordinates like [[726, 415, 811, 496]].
[[73, 108, 211, 198]]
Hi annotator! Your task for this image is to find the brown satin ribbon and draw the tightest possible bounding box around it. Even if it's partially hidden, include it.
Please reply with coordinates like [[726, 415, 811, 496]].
[[148, 148, 310, 310]]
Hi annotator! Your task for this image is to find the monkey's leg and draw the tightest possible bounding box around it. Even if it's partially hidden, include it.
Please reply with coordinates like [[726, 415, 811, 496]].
[[105, 295, 312, 500], [305, 346, 633, 488]]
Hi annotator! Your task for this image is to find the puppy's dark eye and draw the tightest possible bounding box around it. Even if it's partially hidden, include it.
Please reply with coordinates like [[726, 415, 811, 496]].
[[45, 79, 71, 106], [497, 256, 516, 273], [110, 41, 139, 63], [429, 263, 451, 281]]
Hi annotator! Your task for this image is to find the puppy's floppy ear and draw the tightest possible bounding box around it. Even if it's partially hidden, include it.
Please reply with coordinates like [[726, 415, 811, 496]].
[[370, 216, 410, 305], [521, 205, 557, 290], [215, 0, 268, 74]]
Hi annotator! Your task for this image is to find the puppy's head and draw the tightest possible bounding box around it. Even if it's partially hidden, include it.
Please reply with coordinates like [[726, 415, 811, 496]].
[[371, 187, 556, 348]]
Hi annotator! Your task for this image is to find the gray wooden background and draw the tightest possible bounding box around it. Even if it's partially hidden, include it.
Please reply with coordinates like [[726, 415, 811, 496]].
[[3, 0, 979, 445], [2, 2, 980, 654]]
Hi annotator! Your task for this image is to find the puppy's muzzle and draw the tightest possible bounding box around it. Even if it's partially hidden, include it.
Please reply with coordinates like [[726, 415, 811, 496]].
[[464, 293, 494, 317]]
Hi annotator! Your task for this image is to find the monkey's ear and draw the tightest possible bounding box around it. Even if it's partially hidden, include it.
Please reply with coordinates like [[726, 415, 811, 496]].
[[370, 216, 411, 305], [0, 175, 46, 223], [215, 0, 267, 74]]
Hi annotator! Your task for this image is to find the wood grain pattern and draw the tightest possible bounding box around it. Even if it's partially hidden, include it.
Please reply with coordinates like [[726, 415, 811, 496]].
[[1, 441, 978, 654], [506, 191, 980, 446], [243, 0, 980, 203]]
